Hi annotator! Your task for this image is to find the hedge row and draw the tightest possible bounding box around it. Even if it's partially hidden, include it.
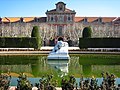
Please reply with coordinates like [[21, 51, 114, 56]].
[[79, 38, 120, 48], [0, 37, 41, 49]]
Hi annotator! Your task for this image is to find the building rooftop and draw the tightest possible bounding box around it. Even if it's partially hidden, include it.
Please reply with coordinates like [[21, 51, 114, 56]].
[[1, 17, 119, 23], [46, 8, 76, 14], [1, 17, 46, 23]]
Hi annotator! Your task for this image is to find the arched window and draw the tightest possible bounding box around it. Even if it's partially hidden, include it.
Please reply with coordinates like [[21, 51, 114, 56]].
[[59, 16, 63, 22], [59, 5, 63, 11], [68, 17, 71, 21], [51, 17, 54, 21]]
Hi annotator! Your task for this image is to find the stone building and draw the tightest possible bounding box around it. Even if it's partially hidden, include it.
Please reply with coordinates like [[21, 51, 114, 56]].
[[0, 2, 120, 46]]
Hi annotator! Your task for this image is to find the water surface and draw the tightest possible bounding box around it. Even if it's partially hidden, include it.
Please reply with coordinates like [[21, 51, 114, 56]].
[[0, 54, 120, 86]]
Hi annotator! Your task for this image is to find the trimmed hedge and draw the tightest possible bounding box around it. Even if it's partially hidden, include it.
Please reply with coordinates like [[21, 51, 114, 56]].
[[79, 38, 120, 48], [82, 27, 92, 38], [31, 26, 39, 37], [31, 26, 42, 49], [0, 37, 40, 48]]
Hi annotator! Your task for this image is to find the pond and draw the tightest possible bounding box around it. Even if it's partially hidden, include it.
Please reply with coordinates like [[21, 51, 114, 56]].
[[0, 54, 120, 86]]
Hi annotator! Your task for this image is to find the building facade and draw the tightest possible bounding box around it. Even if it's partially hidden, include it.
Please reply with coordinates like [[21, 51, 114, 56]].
[[0, 2, 120, 46]]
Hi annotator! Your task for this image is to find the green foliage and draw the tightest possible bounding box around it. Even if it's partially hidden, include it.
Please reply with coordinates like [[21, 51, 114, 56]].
[[31, 26, 39, 37], [79, 38, 120, 48], [82, 26, 92, 38], [0, 37, 38, 48], [35, 37, 42, 49], [82, 65, 91, 75], [0, 38, 5, 47], [0, 26, 42, 49], [31, 26, 42, 49], [17, 73, 32, 90]]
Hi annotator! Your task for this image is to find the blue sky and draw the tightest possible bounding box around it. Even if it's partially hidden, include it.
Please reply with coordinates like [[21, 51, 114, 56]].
[[0, 0, 120, 17]]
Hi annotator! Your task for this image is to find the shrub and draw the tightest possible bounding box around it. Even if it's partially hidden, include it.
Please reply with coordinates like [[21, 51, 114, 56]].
[[0, 37, 5, 47], [82, 26, 92, 38], [0, 37, 38, 48], [79, 38, 120, 48], [31, 26, 39, 37], [31, 26, 42, 49]]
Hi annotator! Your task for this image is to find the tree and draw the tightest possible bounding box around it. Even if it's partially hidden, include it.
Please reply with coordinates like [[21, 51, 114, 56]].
[[82, 26, 92, 38], [31, 26, 39, 37], [31, 26, 42, 49]]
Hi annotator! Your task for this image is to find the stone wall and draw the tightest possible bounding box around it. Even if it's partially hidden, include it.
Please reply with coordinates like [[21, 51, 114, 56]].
[[0, 22, 46, 37], [0, 22, 120, 46]]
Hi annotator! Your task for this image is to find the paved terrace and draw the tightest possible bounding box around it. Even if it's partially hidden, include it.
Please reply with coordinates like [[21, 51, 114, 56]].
[[0, 47, 120, 55]]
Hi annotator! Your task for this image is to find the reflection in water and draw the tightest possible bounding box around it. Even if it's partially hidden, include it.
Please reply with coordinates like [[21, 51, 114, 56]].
[[0, 54, 120, 86], [82, 65, 91, 75], [0, 55, 120, 77], [47, 60, 69, 76], [70, 55, 120, 77], [0, 55, 48, 77], [31, 56, 47, 77]]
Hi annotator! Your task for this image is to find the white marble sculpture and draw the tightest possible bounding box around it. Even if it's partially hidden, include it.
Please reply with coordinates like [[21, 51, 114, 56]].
[[47, 40, 70, 60]]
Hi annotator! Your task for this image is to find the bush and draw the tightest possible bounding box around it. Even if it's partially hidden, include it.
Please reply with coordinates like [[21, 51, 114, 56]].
[[31, 26, 39, 37], [79, 38, 120, 48], [0, 37, 38, 48], [82, 26, 92, 38], [0, 38, 5, 47], [0, 26, 42, 49], [31, 26, 42, 49]]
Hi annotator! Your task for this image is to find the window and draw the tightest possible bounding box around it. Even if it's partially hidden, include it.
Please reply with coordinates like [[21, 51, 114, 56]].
[[59, 16, 63, 21], [68, 17, 71, 21], [59, 7, 62, 10], [51, 17, 54, 21], [59, 5, 63, 11]]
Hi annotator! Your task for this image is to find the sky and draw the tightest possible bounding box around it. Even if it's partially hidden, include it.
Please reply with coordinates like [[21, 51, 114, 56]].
[[0, 0, 120, 17]]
